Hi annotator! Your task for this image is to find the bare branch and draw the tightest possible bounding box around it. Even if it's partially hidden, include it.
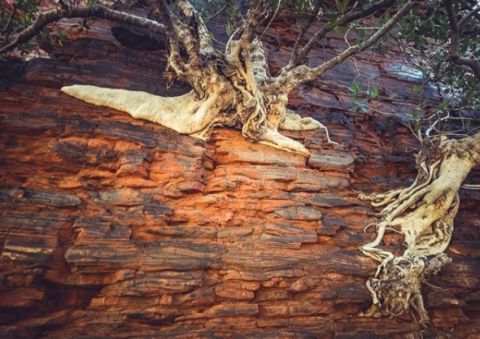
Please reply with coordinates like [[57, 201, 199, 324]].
[[0, 5, 165, 55], [226, 0, 264, 65], [144, 0, 194, 87], [147, 0, 204, 76], [239, 0, 264, 46], [445, 0, 460, 40], [457, 2, 480, 27], [278, 0, 416, 91], [259, 0, 282, 40], [289, 0, 322, 66], [206, 4, 227, 23], [289, 0, 396, 68], [460, 0, 480, 23], [148, 0, 180, 55], [451, 56, 480, 80]]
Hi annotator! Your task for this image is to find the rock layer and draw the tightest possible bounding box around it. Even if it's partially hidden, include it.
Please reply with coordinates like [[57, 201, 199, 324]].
[[0, 17, 479, 338]]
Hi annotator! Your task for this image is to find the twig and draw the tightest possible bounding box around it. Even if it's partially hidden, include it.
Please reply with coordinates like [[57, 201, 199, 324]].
[[259, 0, 281, 41], [206, 4, 227, 23], [0, 3, 16, 34]]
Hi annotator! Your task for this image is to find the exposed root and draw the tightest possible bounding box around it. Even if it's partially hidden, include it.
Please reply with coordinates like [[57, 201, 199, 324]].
[[280, 109, 338, 145], [61, 85, 222, 135], [62, 39, 336, 157], [359, 134, 480, 323], [258, 126, 309, 156], [361, 253, 452, 325]]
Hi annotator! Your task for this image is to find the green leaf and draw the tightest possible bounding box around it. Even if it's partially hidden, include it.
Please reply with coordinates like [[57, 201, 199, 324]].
[[349, 82, 362, 98], [368, 86, 379, 98]]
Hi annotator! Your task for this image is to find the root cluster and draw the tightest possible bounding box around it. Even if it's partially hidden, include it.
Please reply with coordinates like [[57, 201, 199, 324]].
[[359, 134, 480, 324]]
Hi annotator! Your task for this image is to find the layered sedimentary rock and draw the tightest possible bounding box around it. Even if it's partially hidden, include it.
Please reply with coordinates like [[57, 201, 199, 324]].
[[0, 16, 479, 337]]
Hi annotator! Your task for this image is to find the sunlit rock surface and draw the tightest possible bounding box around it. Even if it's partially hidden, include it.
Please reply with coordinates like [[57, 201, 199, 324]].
[[0, 15, 479, 338]]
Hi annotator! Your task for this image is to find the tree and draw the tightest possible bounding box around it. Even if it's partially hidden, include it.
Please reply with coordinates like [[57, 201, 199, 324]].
[[1, 0, 479, 325], [0, 0, 418, 155], [356, 0, 480, 324], [359, 133, 480, 324]]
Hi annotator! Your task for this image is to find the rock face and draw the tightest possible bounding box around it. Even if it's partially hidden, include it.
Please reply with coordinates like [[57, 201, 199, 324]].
[[0, 17, 479, 338]]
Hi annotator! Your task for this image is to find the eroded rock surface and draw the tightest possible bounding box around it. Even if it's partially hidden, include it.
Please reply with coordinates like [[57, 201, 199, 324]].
[[0, 16, 479, 338]]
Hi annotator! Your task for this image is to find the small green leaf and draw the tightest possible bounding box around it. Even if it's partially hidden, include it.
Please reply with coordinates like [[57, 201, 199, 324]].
[[368, 86, 379, 98]]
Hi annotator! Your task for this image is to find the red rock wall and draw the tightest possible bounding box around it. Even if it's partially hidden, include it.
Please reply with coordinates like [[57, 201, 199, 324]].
[[0, 17, 479, 338]]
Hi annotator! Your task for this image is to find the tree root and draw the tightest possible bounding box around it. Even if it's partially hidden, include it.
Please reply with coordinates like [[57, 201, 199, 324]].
[[359, 134, 480, 323], [361, 253, 452, 325], [62, 37, 337, 157], [280, 109, 338, 145]]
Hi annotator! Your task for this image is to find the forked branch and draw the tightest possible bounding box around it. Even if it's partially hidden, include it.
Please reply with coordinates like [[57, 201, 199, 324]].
[[279, 0, 416, 91], [288, 0, 396, 68]]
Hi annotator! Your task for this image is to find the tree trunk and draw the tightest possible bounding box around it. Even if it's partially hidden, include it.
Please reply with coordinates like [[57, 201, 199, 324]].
[[360, 133, 480, 323]]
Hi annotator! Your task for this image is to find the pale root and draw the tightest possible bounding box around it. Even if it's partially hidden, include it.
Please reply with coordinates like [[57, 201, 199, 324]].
[[359, 134, 480, 324]]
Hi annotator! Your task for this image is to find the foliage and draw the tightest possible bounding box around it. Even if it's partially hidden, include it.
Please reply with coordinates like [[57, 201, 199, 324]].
[[396, 0, 480, 138], [1, 0, 41, 54]]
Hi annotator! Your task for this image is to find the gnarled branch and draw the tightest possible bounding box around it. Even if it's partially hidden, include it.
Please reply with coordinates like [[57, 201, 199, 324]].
[[0, 5, 165, 55], [176, 0, 216, 56], [227, 0, 264, 63]]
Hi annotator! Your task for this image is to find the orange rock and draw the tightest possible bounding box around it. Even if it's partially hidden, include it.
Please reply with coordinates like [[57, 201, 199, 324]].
[[0, 14, 478, 338]]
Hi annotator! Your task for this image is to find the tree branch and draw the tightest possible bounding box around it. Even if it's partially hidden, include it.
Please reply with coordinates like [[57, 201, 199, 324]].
[[450, 52, 480, 81], [444, 0, 480, 80], [144, 0, 193, 86], [226, 0, 264, 67], [288, 0, 396, 68], [0, 3, 16, 34], [147, 0, 183, 60], [460, 0, 480, 23], [147, 0, 208, 85], [278, 0, 416, 91], [0, 5, 165, 55], [289, 0, 322, 66], [457, 3, 480, 27], [176, 0, 216, 56], [239, 0, 264, 46]]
